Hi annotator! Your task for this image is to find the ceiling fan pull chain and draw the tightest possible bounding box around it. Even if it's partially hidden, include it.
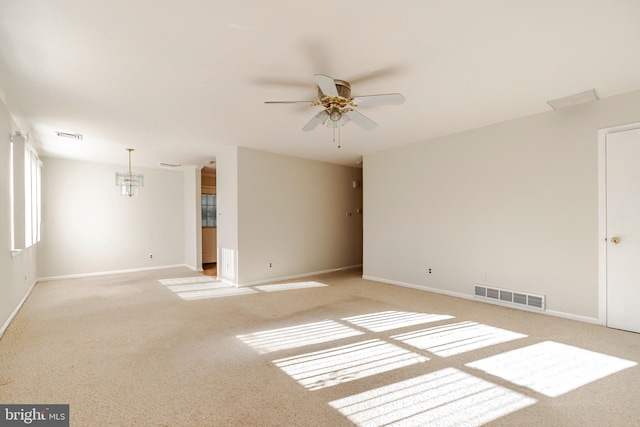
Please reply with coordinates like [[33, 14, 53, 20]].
[[333, 122, 341, 148]]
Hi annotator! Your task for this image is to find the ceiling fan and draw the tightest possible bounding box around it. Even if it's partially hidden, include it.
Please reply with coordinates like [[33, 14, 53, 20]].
[[265, 74, 404, 146]]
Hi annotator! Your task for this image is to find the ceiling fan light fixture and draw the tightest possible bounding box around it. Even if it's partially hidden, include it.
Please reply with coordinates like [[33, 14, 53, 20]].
[[329, 109, 342, 122]]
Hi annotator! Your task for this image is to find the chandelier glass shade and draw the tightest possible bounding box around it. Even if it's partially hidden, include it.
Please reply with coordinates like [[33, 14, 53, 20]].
[[116, 148, 144, 197]]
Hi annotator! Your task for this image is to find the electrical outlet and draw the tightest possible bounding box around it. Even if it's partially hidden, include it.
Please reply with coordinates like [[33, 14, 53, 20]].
[[148, 254, 154, 260]]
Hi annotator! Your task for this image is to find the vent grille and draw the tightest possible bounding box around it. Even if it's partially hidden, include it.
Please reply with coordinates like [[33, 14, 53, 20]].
[[513, 293, 527, 305], [474, 284, 545, 311], [56, 131, 83, 140]]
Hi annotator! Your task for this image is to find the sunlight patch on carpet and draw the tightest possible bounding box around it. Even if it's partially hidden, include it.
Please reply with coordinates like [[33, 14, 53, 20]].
[[159, 277, 254, 300], [166, 282, 229, 293], [329, 367, 536, 427], [392, 321, 527, 357], [254, 281, 328, 292], [159, 276, 218, 285], [178, 287, 257, 300], [342, 311, 454, 332], [237, 320, 364, 354], [466, 341, 638, 397], [160, 278, 329, 300], [273, 339, 428, 391]]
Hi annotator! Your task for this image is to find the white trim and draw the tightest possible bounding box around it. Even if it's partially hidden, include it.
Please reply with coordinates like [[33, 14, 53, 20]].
[[238, 264, 363, 287], [184, 264, 204, 272], [597, 121, 640, 327], [0, 279, 38, 340], [37, 264, 191, 282], [363, 275, 469, 300], [10, 248, 27, 258], [545, 309, 601, 325], [598, 127, 608, 326], [220, 278, 236, 286], [363, 275, 600, 325]]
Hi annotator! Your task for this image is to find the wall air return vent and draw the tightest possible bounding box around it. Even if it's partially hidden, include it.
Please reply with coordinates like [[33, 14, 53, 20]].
[[474, 284, 545, 311]]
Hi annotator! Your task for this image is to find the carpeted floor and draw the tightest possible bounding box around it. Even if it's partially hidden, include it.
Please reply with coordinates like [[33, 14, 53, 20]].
[[1, 267, 639, 426]]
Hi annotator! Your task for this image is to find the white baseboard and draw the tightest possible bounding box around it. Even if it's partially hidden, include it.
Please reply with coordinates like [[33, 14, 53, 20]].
[[0, 279, 38, 340], [239, 264, 363, 287], [544, 309, 601, 325], [363, 275, 470, 300], [362, 275, 601, 326], [184, 264, 204, 272], [37, 264, 191, 282]]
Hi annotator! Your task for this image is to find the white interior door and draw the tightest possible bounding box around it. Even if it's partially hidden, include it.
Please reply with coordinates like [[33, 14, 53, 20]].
[[606, 127, 640, 333]]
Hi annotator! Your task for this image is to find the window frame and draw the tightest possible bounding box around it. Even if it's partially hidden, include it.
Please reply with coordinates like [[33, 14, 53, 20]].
[[10, 132, 42, 254], [201, 193, 217, 228]]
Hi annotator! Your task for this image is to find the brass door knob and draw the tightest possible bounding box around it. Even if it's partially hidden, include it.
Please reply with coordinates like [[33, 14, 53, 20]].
[[610, 237, 621, 244]]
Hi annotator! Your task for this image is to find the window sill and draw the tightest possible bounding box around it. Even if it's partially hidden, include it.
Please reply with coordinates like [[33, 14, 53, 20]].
[[10, 242, 38, 258], [11, 248, 26, 258]]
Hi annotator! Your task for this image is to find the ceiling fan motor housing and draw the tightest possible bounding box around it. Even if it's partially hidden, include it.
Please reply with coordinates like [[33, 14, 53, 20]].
[[318, 79, 351, 99]]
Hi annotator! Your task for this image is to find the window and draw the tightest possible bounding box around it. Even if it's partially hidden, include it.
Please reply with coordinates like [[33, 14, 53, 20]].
[[201, 194, 216, 227], [11, 132, 42, 251]]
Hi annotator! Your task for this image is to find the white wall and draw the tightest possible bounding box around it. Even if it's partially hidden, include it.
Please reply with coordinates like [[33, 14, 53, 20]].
[[364, 89, 640, 321], [215, 146, 239, 283], [38, 157, 185, 278], [237, 147, 363, 285], [0, 99, 38, 336]]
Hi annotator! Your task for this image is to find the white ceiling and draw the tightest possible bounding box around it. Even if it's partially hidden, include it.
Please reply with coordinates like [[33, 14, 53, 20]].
[[1, 1, 639, 169]]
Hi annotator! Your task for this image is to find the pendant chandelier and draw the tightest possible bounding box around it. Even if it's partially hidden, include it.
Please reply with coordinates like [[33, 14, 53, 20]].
[[115, 148, 144, 197]]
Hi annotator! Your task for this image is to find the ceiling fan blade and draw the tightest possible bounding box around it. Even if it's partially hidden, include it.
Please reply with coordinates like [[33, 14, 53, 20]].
[[253, 77, 312, 88], [348, 66, 404, 85], [345, 110, 377, 130], [302, 110, 329, 131], [264, 100, 316, 104], [314, 74, 338, 97], [352, 93, 405, 106]]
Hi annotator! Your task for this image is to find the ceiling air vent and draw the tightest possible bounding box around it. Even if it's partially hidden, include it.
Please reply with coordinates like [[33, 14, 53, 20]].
[[547, 89, 599, 110], [56, 131, 83, 140]]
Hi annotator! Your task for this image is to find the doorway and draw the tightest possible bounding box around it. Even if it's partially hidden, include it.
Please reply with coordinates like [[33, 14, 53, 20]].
[[201, 162, 217, 277], [600, 124, 640, 333]]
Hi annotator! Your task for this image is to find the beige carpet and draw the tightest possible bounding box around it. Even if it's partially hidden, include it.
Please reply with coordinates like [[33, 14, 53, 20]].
[[1, 267, 639, 426]]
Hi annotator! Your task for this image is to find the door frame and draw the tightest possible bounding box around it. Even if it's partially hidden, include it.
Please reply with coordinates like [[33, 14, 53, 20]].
[[598, 121, 640, 326]]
